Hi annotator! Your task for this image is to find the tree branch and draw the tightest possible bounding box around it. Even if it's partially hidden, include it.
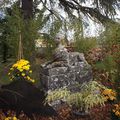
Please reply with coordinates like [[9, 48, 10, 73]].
[[41, 0, 65, 21], [59, 0, 117, 25]]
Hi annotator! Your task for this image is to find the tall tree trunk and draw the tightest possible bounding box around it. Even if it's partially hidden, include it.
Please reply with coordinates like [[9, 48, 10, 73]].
[[21, 0, 36, 61], [21, 0, 33, 19]]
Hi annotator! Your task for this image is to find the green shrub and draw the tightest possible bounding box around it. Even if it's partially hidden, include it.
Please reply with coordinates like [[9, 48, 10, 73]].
[[74, 37, 97, 53]]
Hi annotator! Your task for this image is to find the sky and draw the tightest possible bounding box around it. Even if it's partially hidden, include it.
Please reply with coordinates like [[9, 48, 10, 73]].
[[0, 0, 3, 10]]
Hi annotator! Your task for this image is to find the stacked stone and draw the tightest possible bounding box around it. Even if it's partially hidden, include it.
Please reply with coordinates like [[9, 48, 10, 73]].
[[40, 50, 92, 92]]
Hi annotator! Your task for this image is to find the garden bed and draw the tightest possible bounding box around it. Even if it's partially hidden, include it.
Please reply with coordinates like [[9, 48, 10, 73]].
[[0, 103, 112, 120]]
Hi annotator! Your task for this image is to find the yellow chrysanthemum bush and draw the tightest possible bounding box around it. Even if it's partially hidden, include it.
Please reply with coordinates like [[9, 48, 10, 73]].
[[112, 103, 120, 118], [102, 88, 116, 101], [8, 59, 35, 83], [102, 88, 120, 119]]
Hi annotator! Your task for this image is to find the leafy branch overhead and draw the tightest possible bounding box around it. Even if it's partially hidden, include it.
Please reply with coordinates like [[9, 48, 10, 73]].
[[2, 0, 119, 24], [40, 0, 120, 25]]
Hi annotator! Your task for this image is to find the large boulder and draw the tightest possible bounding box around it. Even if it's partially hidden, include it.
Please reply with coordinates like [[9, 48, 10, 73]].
[[40, 49, 93, 92], [0, 79, 57, 119]]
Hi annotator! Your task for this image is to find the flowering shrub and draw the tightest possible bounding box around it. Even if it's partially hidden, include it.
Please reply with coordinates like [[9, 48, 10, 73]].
[[8, 59, 35, 83], [102, 89, 116, 101], [113, 103, 120, 117]]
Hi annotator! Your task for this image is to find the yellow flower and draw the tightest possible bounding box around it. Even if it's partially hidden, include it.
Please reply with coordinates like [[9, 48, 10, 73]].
[[115, 111, 120, 116], [5, 116, 18, 120], [13, 116, 18, 120], [22, 73, 25, 76], [109, 96, 116, 100], [20, 59, 29, 64], [102, 89, 116, 101], [23, 66, 30, 70], [113, 103, 120, 117], [102, 89, 111, 95], [8, 73, 10, 75], [5, 117, 11, 120], [27, 76, 30, 80], [10, 68, 14, 70], [18, 68, 23, 72], [113, 109, 116, 112], [12, 59, 30, 70], [29, 70, 32, 73], [12, 63, 18, 67], [30, 79, 35, 83], [8, 59, 35, 84], [115, 104, 119, 107]]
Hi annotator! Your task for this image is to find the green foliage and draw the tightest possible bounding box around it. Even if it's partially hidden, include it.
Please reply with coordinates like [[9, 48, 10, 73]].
[[99, 23, 120, 50], [0, 4, 47, 61], [47, 81, 107, 111], [67, 92, 83, 109], [5, 5, 23, 59], [47, 88, 71, 102], [91, 23, 120, 84], [94, 54, 117, 81], [74, 37, 97, 53], [0, 18, 10, 62], [69, 14, 97, 54], [97, 23, 120, 103], [22, 19, 39, 60], [0, 62, 11, 84], [80, 81, 106, 110], [95, 55, 115, 70]]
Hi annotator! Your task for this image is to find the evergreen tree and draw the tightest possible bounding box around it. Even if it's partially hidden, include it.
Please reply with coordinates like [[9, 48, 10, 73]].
[[21, 0, 120, 25], [0, 18, 9, 63]]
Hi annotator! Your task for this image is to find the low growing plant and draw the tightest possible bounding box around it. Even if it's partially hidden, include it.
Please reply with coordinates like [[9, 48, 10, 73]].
[[46, 88, 71, 102], [47, 81, 113, 112]]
